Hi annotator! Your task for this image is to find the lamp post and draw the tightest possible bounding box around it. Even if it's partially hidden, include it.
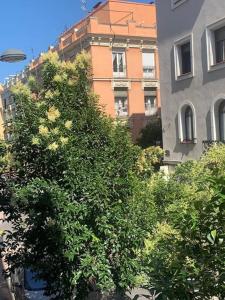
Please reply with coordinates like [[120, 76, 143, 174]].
[[0, 49, 26, 63]]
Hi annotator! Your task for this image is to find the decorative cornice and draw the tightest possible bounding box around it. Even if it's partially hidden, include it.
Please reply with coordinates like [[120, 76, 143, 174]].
[[89, 36, 156, 50], [142, 80, 159, 89], [112, 80, 131, 90]]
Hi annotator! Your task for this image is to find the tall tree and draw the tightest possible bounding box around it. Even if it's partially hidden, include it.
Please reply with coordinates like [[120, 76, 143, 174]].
[[1, 52, 154, 299]]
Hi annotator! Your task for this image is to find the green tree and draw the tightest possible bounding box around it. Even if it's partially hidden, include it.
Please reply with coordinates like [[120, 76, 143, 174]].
[[1, 52, 155, 299], [136, 146, 164, 179], [137, 116, 162, 149], [143, 145, 225, 299]]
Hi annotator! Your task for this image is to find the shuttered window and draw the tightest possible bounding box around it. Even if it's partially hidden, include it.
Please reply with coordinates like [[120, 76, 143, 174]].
[[142, 52, 155, 78]]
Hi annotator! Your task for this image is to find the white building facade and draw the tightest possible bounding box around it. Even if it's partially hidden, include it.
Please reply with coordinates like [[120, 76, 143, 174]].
[[156, 0, 225, 164]]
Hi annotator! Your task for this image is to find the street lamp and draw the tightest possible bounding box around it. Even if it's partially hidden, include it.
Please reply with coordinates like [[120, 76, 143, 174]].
[[0, 49, 26, 63]]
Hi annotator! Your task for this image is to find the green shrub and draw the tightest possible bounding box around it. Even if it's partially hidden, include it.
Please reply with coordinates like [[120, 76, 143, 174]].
[[142, 145, 225, 299]]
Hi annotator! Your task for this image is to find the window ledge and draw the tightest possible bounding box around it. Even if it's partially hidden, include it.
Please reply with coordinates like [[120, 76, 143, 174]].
[[176, 72, 193, 81], [180, 139, 197, 144], [208, 61, 225, 72]]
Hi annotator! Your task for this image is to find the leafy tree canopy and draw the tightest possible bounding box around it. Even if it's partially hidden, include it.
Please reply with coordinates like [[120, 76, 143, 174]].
[[1, 52, 156, 299]]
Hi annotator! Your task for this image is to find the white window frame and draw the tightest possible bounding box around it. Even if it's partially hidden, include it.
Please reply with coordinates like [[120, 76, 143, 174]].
[[112, 51, 126, 78], [174, 34, 194, 81], [206, 17, 225, 72], [210, 94, 225, 141], [144, 96, 157, 116], [178, 101, 197, 144], [171, 0, 188, 10], [114, 89, 128, 118], [142, 51, 155, 79]]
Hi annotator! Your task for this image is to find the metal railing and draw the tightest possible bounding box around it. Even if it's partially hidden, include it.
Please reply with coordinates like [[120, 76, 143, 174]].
[[113, 66, 127, 78], [143, 66, 156, 78]]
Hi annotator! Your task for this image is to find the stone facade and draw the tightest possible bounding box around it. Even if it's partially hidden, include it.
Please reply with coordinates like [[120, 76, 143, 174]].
[[156, 0, 225, 164]]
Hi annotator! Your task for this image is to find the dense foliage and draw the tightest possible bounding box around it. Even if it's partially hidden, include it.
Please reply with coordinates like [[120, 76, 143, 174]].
[[137, 116, 162, 149], [0, 52, 156, 299], [143, 145, 225, 299], [1, 49, 224, 300]]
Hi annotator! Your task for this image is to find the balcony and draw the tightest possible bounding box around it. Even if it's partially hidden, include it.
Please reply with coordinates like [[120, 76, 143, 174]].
[[145, 107, 158, 116], [113, 66, 126, 78], [115, 107, 128, 117], [143, 66, 156, 79]]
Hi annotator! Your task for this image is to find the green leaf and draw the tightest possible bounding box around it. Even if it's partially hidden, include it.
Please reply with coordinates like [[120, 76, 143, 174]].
[[211, 229, 217, 240]]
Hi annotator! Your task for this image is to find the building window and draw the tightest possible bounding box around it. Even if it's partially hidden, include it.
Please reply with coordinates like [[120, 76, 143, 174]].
[[142, 51, 155, 78], [206, 18, 225, 71], [174, 35, 193, 80], [180, 42, 191, 74], [215, 26, 225, 64], [171, 0, 188, 9], [112, 51, 126, 77], [178, 103, 196, 143], [144, 88, 157, 116], [184, 106, 194, 141], [114, 89, 128, 117], [219, 101, 225, 141]]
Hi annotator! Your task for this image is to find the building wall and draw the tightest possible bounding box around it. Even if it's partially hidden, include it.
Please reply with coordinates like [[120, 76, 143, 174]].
[[91, 44, 152, 112], [157, 0, 225, 163]]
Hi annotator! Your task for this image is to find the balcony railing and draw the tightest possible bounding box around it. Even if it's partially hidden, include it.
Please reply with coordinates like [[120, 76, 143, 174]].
[[115, 107, 128, 117], [113, 66, 126, 78], [143, 66, 156, 78], [145, 107, 158, 116]]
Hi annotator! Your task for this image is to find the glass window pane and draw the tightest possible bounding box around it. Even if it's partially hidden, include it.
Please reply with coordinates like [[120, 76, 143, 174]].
[[219, 101, 225, 141], [185, 107, 193, 141], [115, 96, 128, 116], [142, 52, 155, 67], [215, 40, 225, 63], [112, 52, 125, 73], [113, 53, 118, 72], [118, 53, 124, 72], [215, 26, 225, 42], [180, 42, 191, 74], [145, 96, 156, 111]]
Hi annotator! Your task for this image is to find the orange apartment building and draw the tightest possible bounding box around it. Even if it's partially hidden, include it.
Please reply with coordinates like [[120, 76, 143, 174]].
[[1, 0, 159, 140]]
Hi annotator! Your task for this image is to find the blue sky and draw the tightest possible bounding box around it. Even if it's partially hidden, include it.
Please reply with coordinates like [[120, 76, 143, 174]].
[[0, 0, 153, 83]]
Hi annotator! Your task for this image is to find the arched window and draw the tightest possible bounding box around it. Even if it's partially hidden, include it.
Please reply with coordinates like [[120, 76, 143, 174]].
[[184, 106, 193, 141], [178, 102, 196, 143], [219, 101, 225, 141]]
